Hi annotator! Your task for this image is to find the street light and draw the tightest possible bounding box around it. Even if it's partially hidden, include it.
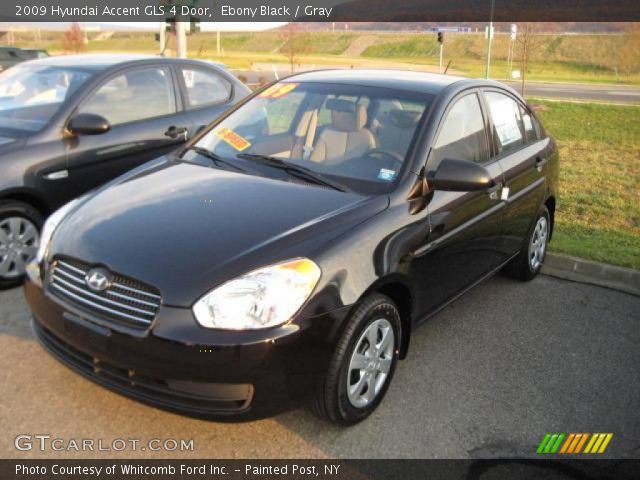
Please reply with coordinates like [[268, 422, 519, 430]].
[[485, 0, 495, 79], [437, 31, 444, 74]]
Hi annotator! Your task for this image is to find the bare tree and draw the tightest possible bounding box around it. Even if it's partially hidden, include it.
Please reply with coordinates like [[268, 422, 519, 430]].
[[515, 23, 539, 97], [62, 23, 86, 54], [280, 23, 310, 73]]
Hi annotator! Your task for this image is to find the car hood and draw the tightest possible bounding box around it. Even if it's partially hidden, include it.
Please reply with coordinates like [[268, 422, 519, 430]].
[[51, 161, 388, 306]]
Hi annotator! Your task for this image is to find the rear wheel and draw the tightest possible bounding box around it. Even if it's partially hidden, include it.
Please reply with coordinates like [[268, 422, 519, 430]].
[[504, 206, 550, 281], [0, 201, 43, 289], [312, 293, 401, 425]]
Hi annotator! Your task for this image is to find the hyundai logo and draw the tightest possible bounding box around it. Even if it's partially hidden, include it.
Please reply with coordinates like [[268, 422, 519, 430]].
[[85, 268, 111, 292]]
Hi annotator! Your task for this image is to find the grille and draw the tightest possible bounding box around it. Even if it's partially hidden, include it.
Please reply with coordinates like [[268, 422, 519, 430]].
[[48, 257, 161, 330]]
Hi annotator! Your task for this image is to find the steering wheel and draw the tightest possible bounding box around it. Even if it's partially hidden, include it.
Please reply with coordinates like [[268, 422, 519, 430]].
[[363, 148, 404, 171]]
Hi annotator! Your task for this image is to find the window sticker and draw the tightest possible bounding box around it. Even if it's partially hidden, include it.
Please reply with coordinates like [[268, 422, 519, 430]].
[[490, 98, 523, 146], [215, 127, 251, 152], [377, 168, 397, 182], [259, 83, 299, 99], [523, 114, 533, 132], [182, 69, 195, 88]]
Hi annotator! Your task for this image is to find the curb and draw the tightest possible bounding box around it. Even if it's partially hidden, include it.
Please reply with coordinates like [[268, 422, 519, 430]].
[[542, 253, 640, 297]]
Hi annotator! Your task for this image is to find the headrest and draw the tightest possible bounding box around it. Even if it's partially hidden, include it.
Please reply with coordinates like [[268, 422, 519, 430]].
[[328, 100, 367, 132], [389, 109, 422, 129], [326, 98, 357, 113]]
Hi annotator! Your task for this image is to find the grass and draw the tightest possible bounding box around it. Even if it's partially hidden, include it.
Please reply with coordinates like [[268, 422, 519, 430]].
[[362, 33, 640, 85], [532, 100, 640, 269]]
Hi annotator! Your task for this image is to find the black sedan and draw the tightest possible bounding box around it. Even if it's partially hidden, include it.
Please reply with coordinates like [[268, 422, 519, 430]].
[[0, 54, 250, 287], [25, 70, 559, 425]]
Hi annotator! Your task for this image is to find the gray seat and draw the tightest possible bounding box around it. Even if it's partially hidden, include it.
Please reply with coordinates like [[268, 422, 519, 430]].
[[310, 99, 375, 165]]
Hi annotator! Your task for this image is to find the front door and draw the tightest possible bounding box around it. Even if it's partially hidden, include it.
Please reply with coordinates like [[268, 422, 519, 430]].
[[410, 92, 507, 319], [64, 65, 192, 199]]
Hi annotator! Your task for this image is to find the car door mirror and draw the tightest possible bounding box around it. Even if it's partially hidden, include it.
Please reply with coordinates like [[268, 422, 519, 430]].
[[68, 113, 111, 135], [427, 158, 494, 192]]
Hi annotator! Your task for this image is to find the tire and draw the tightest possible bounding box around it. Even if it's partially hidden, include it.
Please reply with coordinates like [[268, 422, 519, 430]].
[[0, 200, 44, 289], [312, 293, 401, 426], [504, 206, 551, 281]]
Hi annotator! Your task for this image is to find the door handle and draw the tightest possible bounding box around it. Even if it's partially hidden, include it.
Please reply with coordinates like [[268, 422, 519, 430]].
[[535, 157, 548, 171], [164, 126, 188, 140]]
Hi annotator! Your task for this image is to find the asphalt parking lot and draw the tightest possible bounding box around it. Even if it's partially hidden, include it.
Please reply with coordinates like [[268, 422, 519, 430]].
[[0, 274, 638, 459]]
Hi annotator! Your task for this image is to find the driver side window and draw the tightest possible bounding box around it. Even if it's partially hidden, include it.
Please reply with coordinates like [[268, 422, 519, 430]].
[[430, 93, 488, 170], [78, 67, 176, 126]]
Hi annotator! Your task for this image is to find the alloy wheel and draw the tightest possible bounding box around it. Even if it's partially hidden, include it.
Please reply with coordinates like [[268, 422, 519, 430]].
[[0, 217, 40, 279], [528, 216, 548, 271], [346, 318, 395, 408]]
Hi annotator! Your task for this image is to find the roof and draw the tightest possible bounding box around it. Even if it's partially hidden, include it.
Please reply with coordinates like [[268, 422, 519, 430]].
[[22, 54, 157, 68], [17, 54, 231, 74], [286, 69, 470, 95]]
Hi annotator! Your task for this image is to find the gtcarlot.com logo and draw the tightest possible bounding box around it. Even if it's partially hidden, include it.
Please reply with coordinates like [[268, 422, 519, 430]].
[[536, 433, 613, 454], [14, 434, 194, 452]]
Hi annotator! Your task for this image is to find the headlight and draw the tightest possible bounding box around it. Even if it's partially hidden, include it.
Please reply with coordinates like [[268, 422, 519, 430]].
[[192, 258, 321, 330], [34, 199, 79, 265]]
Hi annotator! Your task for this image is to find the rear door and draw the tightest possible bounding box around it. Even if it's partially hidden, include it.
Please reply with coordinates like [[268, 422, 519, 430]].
[[482, 89, 548, 256], [63, 64, 192, 199], [176, 65, 237, 135]]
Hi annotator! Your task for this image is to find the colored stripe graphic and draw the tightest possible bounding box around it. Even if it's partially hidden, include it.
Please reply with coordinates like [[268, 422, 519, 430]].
[[538, 433, 613, 454], [544, 434, 559, 453], [537, 433, 565, 454], [550, 434, 565, 453], [598, 433, 613, 453], [575, 433, 589, 453], [584, 433, 613, 454], [560, 434, 575, 453], [567, 433, 582, 453], [584, 433, 598, 453], [537, 434, 552, 454]]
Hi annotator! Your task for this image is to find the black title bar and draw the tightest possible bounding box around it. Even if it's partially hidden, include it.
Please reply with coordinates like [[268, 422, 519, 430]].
[[2, 459, 640, 480], [0, 0, 639, 23]]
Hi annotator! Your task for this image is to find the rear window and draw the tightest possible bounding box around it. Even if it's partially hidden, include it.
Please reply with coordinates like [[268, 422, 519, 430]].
[[181, 68, 232, 109]]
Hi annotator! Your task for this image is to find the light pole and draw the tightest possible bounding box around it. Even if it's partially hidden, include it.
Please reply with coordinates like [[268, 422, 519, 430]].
[[176, 20, 188, 58], [159, 22, 166, 55], [485, 0, 495, 79], [437, 32, 444, 74]]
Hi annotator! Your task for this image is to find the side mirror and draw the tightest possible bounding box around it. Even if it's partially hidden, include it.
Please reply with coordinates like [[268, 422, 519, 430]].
[[427, 158, 494, 192], [68, 113, 111, 136]]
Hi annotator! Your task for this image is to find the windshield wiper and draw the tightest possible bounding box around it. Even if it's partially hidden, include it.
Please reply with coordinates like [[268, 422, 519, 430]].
[[236, 153, 347, 192], [185, 147, 245, 172]]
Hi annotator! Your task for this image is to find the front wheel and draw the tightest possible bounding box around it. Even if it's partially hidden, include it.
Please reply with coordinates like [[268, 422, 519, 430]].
[[312, 293, 401, 425], [0, 201, 43, 289], [504, 206, 551, 281]]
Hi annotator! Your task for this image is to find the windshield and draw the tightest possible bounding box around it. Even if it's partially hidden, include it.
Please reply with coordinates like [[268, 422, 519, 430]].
[[186, 82, 433, 194], [0, 64, 95, 133]]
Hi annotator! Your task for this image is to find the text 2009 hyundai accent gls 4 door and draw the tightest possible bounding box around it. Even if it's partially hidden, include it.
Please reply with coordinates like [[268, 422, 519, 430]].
[[25, 70, 558, 425]]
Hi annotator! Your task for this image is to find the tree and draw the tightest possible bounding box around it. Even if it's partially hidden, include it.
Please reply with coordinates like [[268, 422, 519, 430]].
[[280, 23, 310, 73], [515, 23, 539, 97], [62, 23, 86, 54]]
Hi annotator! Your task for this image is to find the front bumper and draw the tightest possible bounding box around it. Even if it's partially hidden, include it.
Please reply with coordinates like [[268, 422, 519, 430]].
[[25, 280, 349, 420]]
